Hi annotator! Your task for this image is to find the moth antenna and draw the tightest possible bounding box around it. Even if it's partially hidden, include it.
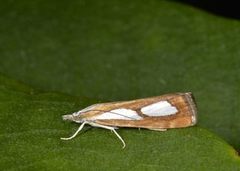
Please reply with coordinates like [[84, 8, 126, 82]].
[[81, 109, 138, 120], [61, 121, 87, 140]]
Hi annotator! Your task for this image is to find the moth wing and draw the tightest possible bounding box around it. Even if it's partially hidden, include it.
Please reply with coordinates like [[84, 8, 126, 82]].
[[90, 108, 142, 120], [140, 101, 178, 117]]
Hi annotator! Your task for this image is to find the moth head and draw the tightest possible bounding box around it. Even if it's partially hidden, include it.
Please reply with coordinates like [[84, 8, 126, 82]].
[[62, 114, 74, 121], [62, 104, 102, 122], [62, 113, 85, 123]]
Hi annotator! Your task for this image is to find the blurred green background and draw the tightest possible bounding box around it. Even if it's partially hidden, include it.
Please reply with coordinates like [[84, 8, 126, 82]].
[[0, 0, 240, 170]]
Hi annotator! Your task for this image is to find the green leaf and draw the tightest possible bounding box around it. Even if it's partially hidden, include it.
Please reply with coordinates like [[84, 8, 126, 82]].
[[1, 0, 240, 150], [0, 74, 239, 170]]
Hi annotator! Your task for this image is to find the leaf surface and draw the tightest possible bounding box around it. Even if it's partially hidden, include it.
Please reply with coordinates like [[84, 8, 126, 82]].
[[0, 75, 239, 170]]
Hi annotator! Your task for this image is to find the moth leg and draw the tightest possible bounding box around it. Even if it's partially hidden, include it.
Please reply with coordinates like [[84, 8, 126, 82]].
[[148, 128, 167, 131], [89, 122, 126, 149], [61, 121, 88, 140]]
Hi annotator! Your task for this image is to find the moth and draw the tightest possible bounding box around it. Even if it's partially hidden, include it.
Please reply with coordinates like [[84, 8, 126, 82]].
[[61, 92, 197, 148]]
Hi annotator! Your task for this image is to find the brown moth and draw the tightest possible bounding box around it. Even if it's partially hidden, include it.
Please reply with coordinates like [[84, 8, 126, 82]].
[[61, 92, 197, 148]]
